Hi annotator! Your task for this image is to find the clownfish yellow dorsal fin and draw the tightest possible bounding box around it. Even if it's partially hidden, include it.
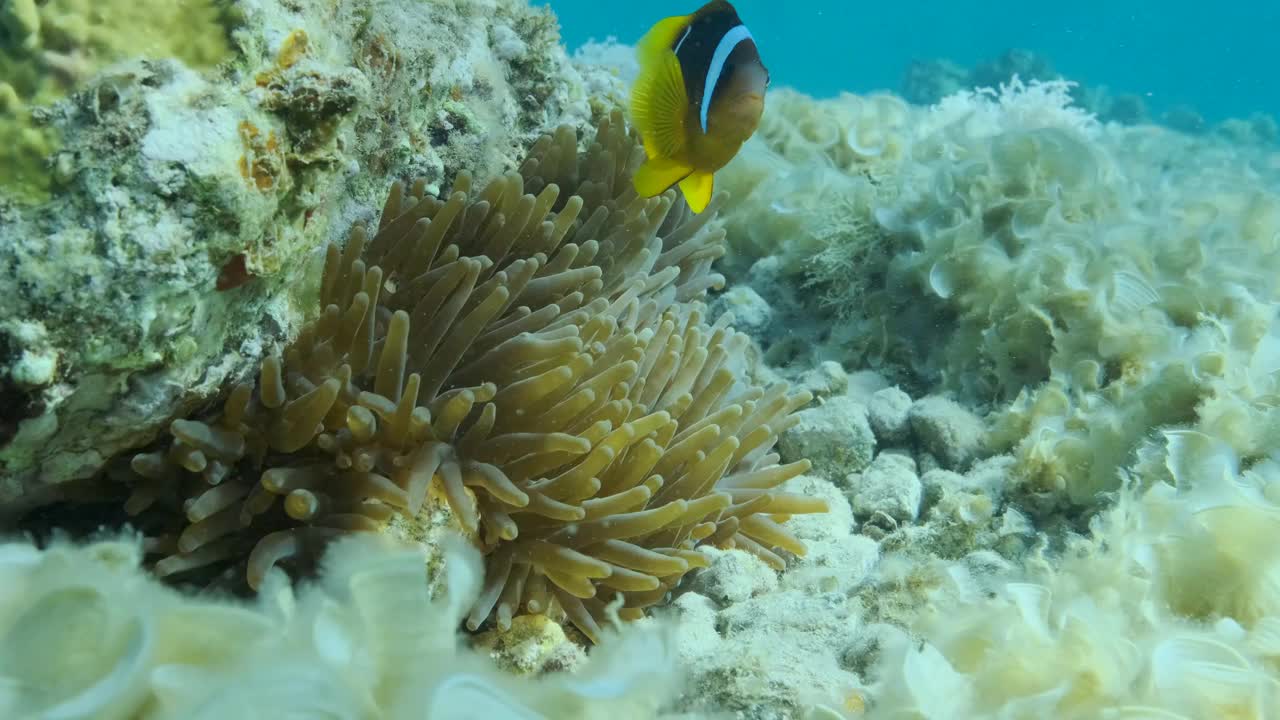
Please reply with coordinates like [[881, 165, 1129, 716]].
[[678, 171, 715, 213], [631, 14, 692, 163], [634, 156, 694, 199], [636, 13, 692, 60]]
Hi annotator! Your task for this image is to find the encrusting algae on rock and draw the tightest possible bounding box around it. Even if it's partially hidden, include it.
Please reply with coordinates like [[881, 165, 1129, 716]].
[[0, 0, 234, 203], [95, 111, 825, 643]]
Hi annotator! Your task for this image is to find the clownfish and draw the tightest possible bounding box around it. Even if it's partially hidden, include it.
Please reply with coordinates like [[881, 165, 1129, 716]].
[[629, 0, 769, 213]]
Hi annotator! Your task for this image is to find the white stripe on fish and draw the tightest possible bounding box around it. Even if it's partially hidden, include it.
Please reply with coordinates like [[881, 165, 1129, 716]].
[[700, 23, 752, 132], [674, 25, 692, 54]]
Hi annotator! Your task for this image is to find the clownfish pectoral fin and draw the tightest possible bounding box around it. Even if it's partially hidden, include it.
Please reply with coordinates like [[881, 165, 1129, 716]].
[[631, 19, 690, 161], [634, 156, 694, 199], [678, 171, 715, 213]]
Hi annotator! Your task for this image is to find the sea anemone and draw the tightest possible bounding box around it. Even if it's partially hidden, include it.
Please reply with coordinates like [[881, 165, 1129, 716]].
[[113, 110, 826, 641]]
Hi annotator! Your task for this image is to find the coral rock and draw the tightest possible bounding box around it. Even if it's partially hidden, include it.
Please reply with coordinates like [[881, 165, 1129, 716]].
[[691, 546, 780, 605], [778, 396, 876, 481], [849, 452, 922, 524], [867, 385, 912, 443], [908, 396, 986, 471], [713, 285, 772, 332]]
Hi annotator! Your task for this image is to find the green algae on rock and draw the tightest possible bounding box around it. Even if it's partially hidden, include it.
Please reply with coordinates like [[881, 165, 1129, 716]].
[[0, 0, 235, 203]]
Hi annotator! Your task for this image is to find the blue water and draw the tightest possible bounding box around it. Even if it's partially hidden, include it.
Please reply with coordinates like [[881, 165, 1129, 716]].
[[540, 0, 1280, 124]]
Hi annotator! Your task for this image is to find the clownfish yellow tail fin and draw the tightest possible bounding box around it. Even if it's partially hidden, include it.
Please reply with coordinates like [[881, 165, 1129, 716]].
[[634, 156, 694, 199], [631, 16, 691, 162], [678, 171, 715, 213]]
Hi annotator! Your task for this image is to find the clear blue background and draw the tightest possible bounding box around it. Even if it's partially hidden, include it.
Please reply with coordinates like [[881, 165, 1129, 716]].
[[538, 0, 1280, 122]]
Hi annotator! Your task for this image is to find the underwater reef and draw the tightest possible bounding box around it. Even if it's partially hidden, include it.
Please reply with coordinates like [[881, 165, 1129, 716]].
[[5, 3, 1280, 720]]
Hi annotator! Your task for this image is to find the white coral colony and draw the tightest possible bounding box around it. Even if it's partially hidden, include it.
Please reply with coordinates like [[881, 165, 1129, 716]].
[[0, 541, 156, 720], [0, 534, 677, 720]]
